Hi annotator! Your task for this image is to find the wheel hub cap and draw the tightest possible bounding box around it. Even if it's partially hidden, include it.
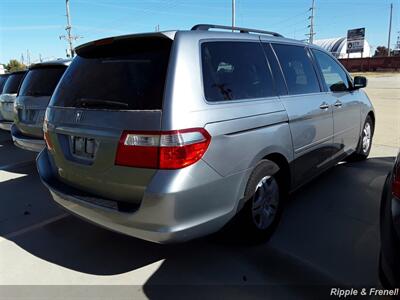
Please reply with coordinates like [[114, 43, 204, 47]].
[[252, 176, 280, 230], [362, 123, 371, 153]]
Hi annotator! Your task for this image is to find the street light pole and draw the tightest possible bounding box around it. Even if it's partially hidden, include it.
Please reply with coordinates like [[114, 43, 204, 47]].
[[232, 0, 235, 31], [387, 3, 393, 57]]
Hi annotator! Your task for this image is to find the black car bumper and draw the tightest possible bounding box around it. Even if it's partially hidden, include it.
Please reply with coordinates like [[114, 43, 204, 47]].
[[380, 173, 400, 288]]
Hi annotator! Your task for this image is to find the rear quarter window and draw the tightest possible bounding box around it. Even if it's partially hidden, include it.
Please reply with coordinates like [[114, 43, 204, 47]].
[[50, 37, 172, 110], [201, 41, 275, 102]]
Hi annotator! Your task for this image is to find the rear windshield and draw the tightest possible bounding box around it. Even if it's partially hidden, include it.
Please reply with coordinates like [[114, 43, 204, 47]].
[[19, 67, 67, 97], [3, 72, 26, 94], [0, 75, 10, 94], [50, 37, 172, 110]]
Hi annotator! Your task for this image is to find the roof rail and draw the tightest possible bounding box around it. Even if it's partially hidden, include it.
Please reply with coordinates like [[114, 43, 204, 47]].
[[191, 24, 284, 38]]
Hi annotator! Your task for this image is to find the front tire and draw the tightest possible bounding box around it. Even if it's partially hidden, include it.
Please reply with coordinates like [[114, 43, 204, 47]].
[[350, 115, 374, 161]]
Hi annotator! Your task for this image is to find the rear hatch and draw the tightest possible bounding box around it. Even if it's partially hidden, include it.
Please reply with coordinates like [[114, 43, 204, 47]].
[[15, 66, 67, 138], [45, 34, 173, 205]]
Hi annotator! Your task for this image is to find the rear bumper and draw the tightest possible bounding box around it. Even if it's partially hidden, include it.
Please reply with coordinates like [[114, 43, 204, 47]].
[[37, 149, 248, 243], [0, 120, 12, 131], [11, 124, 45, 152], [380, 173, 400, 288]]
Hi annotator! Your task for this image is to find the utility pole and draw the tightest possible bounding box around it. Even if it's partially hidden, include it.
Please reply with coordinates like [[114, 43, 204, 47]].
[[60, 0, 81, 58], [387, 3, 393, 57], [232, 0, 235, 31], [155, 24, 160, 32], [20, 53, 24, 65], [26, 49, 31, 66], [306, 0, 316, 44]]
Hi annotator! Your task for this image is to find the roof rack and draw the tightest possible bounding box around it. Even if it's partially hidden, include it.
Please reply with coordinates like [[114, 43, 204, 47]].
[[191, 24, 283, 38]]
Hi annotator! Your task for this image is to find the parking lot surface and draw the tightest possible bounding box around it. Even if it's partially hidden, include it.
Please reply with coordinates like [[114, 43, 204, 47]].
[[0, 74, 399, 299]]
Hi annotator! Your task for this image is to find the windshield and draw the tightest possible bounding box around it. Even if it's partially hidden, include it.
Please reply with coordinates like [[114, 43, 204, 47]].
[[3, 72, 26, 94], [50, 37, 172, 110], [19, 67, 67, 97]]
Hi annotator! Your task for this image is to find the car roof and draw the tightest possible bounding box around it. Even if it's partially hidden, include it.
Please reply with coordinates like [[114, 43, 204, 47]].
[[75, 25, 312, 53], [29, 59, 72, 70]]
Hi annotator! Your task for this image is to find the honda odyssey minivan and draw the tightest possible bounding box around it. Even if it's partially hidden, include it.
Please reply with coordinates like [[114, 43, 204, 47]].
[[12, 59, 70, 152], [37, 24, 375, 243], [0, 70, 27, 131]]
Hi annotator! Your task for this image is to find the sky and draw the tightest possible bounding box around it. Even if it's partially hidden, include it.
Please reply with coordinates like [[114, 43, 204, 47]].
[[0, 0, 399, 64]]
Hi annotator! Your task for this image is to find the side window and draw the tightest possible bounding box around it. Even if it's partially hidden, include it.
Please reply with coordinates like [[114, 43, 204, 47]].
[[272, 44, 321, 95], [262, 43, 288, 96], [201, 42, 275, 101], [312, 49, 350, 92]]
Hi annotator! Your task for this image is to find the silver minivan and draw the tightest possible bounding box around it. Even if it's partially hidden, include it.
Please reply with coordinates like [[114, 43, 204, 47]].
[[37, 25, 375, 243], [11, 59, 70, 152], [0, 70, 27, 131]]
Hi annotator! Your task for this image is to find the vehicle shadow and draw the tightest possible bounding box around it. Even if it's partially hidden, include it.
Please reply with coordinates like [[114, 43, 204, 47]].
[[0, 154, 395, 292]]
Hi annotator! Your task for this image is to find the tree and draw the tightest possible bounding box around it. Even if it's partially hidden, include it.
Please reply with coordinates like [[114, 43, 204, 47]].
[[374, 46, 389, 57], [5, 59, 26, 72], [373, 46, 400, 57]]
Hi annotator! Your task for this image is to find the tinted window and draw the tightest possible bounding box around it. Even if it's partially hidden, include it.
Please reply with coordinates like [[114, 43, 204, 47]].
[[0, 75, 10, 94], [50, 37, 171, 110], [262, 43, 288, 95], [272, 44, 320, 95], [201, 42, 275, 101], [19, 67, 67, 97], [312, 49, 350, 92], [3, 72, 26, 94]]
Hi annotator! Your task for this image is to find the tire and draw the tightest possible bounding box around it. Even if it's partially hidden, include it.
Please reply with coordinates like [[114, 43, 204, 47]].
[[228, 160, 285, 244], [349, 115, 374, 161]]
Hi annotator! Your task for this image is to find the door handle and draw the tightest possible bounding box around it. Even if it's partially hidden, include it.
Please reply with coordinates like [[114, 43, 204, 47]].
[[334, 100, 342, 107], [319, 102, 330, 110]]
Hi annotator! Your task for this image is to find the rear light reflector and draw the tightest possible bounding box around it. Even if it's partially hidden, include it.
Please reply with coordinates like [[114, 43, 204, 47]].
[[115, 128, 211, 169], [43, 121, 53, 150], [393, 159, 400, 198]]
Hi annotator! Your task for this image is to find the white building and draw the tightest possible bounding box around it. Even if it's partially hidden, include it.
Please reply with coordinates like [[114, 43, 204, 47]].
[[0, 65, 5, 74], [314, 37, 371, 58]]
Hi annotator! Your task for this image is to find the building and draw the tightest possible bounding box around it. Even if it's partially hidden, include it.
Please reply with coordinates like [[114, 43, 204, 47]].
[[314, 37, 371, 58]]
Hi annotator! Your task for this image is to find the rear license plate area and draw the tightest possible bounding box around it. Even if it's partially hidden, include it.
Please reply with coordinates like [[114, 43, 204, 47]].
[[70, 136, 97, 160]]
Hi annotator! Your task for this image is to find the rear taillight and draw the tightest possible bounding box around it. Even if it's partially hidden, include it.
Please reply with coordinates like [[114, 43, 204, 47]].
[[115, 128, 211, 169], [393, 159, 400, 198]]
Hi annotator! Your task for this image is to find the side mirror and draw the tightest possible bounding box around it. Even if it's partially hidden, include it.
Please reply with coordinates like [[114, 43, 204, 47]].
[[353, 76, 367, 89]]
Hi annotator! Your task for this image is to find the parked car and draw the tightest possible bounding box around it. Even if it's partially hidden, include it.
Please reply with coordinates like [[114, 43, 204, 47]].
[[0, 70, 27, 131], [11, 59, 71, 152], [380, 150, 400, 288], [0, 74, 10, 94], [37, 24, 375, 243]]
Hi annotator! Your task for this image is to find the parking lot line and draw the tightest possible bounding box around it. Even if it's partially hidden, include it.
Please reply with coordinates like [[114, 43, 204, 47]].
[[1, 213, 69, 241]]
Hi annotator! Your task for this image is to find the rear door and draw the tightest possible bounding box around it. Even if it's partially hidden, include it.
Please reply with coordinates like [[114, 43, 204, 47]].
[[264, 42, 335, 186], [46, 35, 173, 204], [311, 49, 361, 155]]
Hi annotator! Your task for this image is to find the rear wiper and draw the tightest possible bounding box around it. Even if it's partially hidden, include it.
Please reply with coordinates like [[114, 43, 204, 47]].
[[76, 98, 129, 109]]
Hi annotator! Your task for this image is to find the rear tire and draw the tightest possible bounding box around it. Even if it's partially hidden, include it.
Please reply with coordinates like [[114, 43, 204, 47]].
[[349, 115, 374, 161], [231, 160, 284, 244]]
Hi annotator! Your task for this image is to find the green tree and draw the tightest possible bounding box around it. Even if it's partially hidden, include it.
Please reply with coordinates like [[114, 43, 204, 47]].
[[5, 59, 26, 72]]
